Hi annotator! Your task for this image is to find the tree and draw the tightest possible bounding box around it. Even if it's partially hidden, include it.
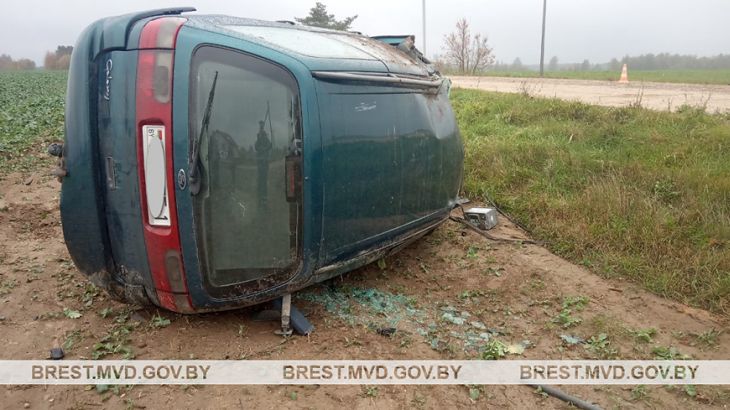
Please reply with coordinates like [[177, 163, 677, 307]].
[[0, 53, 36, 70], [548, 56, 559, 71], [608, 58, 621, 71], [295, 2, 357, 31], [55, 46, 73, 56], [43, 45, 73, 69], [15, 58, 35, 70], [44, 52, 58, 69], [511, 58, 523, 71], [443, 18, 495, 75], [580, 59, 591, 71], [0, 54, 13, 70]]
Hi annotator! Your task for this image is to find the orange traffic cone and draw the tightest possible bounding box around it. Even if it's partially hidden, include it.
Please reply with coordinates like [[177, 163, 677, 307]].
[[618, 64, 629, 83]]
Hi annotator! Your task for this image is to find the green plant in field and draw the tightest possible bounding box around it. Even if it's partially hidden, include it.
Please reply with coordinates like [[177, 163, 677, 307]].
[[63, 330, 83, 351], [466, 246, 478, 259], [0, 279, 17, 296], [468, 385, 483, 401], [481, 340, 507, 360], [630, 385, 649, 401], [0, 71, 67, 173], [652, 346, 691, 360], [584, 333, 619, 359], [562, 296, 588, 310], [80, 283, 100, 307], [695, 329, 722, 347], [458, 289, 485, 300], [362, 386, 378, 398], [552, 310, 582, 328], [92, 310, 136, 359], [534, 386, 549, 398], [150, 313, 171, 328], [411, 393, 427, 408], [63, 308, 82, 319], [630, 327, 657, 343], [93, 338, 133, 360], [552, 295, 588, 328]]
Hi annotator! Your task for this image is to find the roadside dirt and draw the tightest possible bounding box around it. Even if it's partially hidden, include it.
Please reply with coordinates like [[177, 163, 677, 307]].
[[1, 170, 728, 409], [450, 76, 730, 113]]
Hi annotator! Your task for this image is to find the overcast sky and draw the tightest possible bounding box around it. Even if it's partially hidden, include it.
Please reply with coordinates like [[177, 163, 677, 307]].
[[1, 0, 729, 66]]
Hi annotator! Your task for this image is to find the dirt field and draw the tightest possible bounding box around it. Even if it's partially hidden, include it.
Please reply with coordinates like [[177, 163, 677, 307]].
[[450, 76, 730, 113], [1, 170, 728, 409]]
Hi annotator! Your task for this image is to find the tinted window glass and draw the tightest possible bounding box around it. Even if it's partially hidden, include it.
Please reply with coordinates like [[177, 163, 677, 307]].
[[190, 46, 301, 289]]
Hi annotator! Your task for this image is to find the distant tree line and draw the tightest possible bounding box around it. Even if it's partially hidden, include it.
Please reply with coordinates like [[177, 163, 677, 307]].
[[0, 54, 36, 70], [608, 53, 730, 71], [44, 46, 73, 70], [489, 53, 730, 72], [0, 45, 74, 71]]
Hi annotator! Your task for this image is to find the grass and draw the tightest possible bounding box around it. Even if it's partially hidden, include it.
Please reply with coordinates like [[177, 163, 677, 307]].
[[0, 70, 67, 173], [453, 88, 730, 314], [469, 69, 730, 85]]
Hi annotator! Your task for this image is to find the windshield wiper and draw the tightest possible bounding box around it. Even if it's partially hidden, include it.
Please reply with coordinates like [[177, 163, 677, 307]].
[[189, 71, 218, 196]]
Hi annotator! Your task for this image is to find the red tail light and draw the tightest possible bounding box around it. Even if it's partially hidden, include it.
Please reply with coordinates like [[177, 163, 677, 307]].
[[136, 17, 193, 312]]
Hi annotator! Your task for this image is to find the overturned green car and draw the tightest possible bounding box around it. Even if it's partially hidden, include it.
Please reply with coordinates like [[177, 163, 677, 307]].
[[59, 8, 463, 313]]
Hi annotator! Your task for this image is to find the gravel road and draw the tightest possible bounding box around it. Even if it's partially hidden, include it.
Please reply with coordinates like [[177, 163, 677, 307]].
[[451, 76, 730, 112]]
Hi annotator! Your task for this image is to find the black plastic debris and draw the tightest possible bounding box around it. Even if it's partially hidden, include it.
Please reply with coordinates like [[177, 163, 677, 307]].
[[50, 347, 64, 360], [47, 143, 63, 157], [377, 327, 397, 337]]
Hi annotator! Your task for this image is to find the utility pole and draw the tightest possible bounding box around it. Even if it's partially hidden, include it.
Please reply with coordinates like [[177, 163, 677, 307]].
[[422, 0, 427, 55], [540, 0, 547, 76]]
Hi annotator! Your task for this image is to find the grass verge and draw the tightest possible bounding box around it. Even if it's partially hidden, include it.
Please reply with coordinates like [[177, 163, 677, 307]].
[[452, 88, 730, 314]]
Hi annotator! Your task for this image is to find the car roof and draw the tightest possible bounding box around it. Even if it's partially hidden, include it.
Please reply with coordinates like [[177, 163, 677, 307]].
[[185, 15, 429, 77]]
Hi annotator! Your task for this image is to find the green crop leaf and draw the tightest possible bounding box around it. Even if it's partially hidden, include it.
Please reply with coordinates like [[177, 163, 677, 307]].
[[151, 314, 171, 328], [63, 308, 82, 319]]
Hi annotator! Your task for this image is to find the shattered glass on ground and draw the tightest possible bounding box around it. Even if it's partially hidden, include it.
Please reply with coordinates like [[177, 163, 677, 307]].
[[297, 283, 522, 357]]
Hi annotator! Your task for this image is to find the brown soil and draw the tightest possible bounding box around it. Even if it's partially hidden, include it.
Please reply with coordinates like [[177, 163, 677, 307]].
[[1, 170, 728, 409]]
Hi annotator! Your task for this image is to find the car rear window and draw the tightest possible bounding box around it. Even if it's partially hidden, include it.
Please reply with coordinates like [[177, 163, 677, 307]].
[[190, 46, 301, 289]]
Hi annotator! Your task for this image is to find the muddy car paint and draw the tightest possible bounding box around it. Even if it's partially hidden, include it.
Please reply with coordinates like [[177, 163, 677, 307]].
[[60, 8, 463, 313]]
